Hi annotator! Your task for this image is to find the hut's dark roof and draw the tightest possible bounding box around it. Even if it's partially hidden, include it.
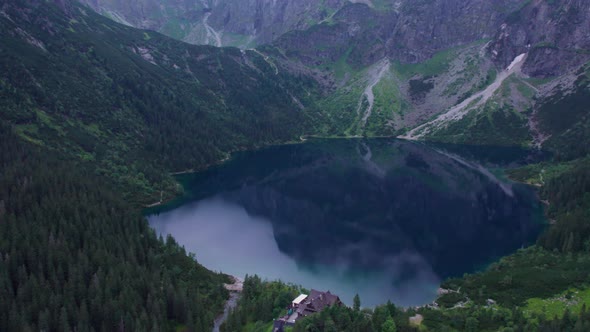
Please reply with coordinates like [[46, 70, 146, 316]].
[[308, 289, 341, 310], [296, 289, 342, 317]]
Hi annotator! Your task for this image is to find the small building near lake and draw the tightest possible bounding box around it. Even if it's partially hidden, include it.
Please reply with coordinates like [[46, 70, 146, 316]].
[[292, 294, 308, 308], [273, 289, 343, 332]]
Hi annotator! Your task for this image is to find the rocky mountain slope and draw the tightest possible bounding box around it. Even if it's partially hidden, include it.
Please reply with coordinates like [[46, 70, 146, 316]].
[[402, 0, 590, 148], [268, 0, 590, 142], [5, 0, 590, 176], [489, 0, 590, 78], [77, 0, 590, 144], [9, 0, 589, 170], [79, 0, 352, 47], [274, 0, 525, 66]]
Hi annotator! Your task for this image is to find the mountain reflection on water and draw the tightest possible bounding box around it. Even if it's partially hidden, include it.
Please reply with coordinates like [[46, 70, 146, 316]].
[[148, 139, 544, 306]]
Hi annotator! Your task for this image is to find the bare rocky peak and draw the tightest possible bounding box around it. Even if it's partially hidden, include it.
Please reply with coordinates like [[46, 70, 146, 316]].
[[273, 0, 526, 65], [269, 0, 590, 78], [78, 0, 350, 47], [388, 0, 525, 62], [205, 0, 346, 45], [77, 0, 590, 77]]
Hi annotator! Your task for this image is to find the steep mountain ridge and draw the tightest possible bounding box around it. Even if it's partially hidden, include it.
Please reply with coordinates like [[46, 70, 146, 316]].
[[265, 1, 527, 137], [5, 0, 590, 182], [76, 0, 590, 144], [401, 53, 530, 141]]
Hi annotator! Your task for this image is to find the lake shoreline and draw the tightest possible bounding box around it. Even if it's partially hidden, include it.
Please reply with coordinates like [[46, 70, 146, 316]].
[[148, 139, 546, 307], [145, 134, 536, 209], [144, 135, 412, 209]]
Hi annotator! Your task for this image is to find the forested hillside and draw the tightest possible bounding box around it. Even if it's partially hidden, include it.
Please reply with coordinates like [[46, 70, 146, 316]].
[[0, 1, 318, 329], [0, 0, 318, 204], [0, 123, 229, 331]]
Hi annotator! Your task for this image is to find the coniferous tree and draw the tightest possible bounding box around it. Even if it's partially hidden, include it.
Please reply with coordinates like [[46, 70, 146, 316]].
[[381, 317, 396, 332], [353, 294, 361, 312]]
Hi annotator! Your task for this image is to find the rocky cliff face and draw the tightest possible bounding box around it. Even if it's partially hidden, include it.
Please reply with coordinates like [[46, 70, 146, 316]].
[[206, 0, 346, 46], [488, 0, 590, 77], [80, 0, 201, 26], [387, 0, 525, 63], [78, 0, 349, 47], [79, 0, 590, 75], [274, 0, 527, 67]]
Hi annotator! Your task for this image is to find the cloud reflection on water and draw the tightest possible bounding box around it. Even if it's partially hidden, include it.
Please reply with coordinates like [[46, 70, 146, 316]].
[[149, 198, 440, 306]]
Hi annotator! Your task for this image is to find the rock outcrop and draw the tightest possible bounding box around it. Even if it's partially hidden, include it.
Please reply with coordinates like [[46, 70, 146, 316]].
[[78, 0, 349, 47], [488, 0, 590, 77], [79, 0, 590, 76]]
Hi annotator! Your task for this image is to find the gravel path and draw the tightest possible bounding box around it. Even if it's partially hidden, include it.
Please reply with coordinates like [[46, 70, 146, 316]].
[[212, 292, 239, 332], [212, 276, 243, 332]]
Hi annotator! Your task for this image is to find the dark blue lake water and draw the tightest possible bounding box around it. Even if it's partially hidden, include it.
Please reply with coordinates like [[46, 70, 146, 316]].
[[148, 139, 545, 306]]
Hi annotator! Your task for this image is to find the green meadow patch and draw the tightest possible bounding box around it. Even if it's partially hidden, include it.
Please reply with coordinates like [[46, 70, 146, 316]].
[[523, 287, 590, 318]]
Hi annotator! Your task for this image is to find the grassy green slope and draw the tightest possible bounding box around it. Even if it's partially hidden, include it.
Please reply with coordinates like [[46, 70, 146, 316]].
[[315, 59, 402, 137], [424, 75, 534, 146], [298, 39, 498, 139]]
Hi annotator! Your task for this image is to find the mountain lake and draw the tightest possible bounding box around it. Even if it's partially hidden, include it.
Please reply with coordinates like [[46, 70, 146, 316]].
[[147, 138, 546, 307]]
